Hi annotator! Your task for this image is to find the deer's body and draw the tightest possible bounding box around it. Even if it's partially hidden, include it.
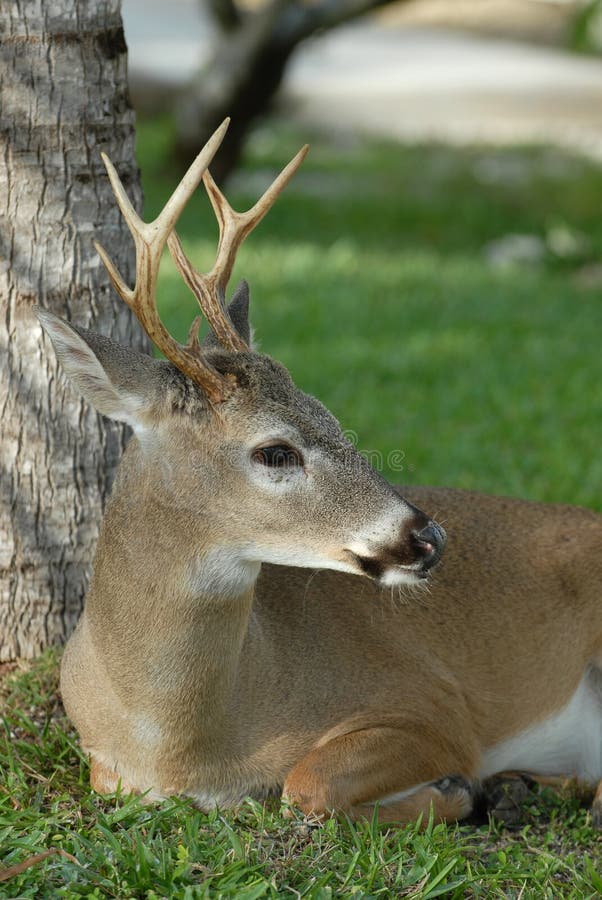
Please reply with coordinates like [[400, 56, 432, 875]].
[[39, 121, 602, 824], [61, 465, 602, 819]]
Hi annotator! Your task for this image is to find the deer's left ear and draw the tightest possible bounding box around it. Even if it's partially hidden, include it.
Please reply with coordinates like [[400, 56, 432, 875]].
[[36, 308, 156, 429], [202, 280, 255, 350]]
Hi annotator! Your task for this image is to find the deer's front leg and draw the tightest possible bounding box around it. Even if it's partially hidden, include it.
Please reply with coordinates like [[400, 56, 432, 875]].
[[90, 757, 136, 795], [282, 725, 478, 824]]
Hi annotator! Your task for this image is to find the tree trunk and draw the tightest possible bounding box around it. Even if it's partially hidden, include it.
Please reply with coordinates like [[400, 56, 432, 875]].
[[175, 0, 408, 182], [175, 0, 295, 181], [0, 0, 150, 661]]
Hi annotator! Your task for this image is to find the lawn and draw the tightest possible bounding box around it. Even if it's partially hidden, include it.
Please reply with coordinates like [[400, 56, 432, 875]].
[[2, 118, 602, 897], [140, 118, 602, 508]]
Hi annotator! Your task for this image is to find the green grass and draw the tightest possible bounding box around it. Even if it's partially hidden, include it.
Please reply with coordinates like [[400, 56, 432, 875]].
[[3, 120, 602, 895], [138, 118, 602, 508], [2, 655, 602, 897]]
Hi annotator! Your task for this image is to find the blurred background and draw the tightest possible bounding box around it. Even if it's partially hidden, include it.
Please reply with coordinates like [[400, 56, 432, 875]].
[[123, 0, 602, 508]]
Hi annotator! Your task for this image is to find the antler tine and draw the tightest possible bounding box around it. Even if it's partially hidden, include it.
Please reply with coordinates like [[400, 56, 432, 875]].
[[244, 144, 310, 232], [204, 144, 309, 296], [153, 119, 230, 240], [96, 118, 231, 282], [95, 119, 237, 403], [166, 144, 310, 354], [186, 316, 203, 356], [167, 230, 248, 352]]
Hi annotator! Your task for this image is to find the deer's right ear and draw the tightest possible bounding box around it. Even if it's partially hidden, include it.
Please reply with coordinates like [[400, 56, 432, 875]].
[[37, 309, 151, 428], [201, 280, 254, 351]]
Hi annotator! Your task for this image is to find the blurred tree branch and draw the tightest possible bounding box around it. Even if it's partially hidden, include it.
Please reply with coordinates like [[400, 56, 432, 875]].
[[175, 0, 411, 180], [208, 0, 243, 32]]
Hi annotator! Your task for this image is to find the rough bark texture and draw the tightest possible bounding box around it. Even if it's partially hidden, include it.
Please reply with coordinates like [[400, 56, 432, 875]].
[[175, 0, 409, 181], [0, 0, 150, 660]]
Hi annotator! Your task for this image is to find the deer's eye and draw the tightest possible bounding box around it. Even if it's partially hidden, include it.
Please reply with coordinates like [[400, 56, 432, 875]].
[[252, 444, 303, 468]]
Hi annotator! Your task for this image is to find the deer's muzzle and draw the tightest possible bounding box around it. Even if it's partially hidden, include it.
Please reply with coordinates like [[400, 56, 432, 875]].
[[410, 521, 446, 571], [347, 516, 446, 585]]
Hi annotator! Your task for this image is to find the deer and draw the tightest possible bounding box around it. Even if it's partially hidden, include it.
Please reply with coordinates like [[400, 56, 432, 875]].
[[37, 118, 602, 827]]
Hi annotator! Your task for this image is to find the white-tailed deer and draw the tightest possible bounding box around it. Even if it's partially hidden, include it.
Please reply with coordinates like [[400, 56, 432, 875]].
[[38, 120, 602, 826]]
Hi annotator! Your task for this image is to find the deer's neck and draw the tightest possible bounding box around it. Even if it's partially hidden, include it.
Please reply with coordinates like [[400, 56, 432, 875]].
[[85, 454, 260, 742]]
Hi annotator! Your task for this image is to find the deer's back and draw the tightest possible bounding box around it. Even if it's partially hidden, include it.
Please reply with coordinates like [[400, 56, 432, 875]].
[[250, 485, 602, 750]]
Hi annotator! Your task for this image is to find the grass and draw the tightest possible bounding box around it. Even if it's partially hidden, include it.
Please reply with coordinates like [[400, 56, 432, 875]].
[[2, 655, 602, 897], [138, 118, 602, 508], [3, 119, 602, 895]]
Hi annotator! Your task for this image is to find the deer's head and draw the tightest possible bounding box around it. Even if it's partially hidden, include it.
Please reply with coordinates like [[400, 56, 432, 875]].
[[38, 121, 444, 592]]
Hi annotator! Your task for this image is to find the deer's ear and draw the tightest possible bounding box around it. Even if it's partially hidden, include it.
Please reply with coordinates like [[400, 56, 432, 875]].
[[37, 308, 153, 428], [202, 280, 255, 350]]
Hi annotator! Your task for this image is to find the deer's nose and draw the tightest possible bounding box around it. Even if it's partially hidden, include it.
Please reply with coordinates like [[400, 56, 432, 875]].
[[410, 522, 446, 570]]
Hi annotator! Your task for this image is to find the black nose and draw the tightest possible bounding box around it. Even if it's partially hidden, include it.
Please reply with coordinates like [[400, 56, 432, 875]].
[[410, 521, 446, 570]]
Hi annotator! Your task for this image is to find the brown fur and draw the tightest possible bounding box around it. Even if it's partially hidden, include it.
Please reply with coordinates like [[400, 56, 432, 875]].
[[60, 469, 602, 821], [40, 307, 602, 826]]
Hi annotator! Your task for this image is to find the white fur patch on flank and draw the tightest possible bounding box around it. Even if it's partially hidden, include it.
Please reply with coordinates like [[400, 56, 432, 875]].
[[479, 669, 602, 783]]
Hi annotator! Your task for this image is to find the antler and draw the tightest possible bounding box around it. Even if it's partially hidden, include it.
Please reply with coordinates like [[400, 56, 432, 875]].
[[94, 119, 235, 403], [167, 144, 310, 353]]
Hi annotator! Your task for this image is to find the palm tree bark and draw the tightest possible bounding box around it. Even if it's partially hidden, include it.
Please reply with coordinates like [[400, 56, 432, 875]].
[[0, 0, 150, 660]]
